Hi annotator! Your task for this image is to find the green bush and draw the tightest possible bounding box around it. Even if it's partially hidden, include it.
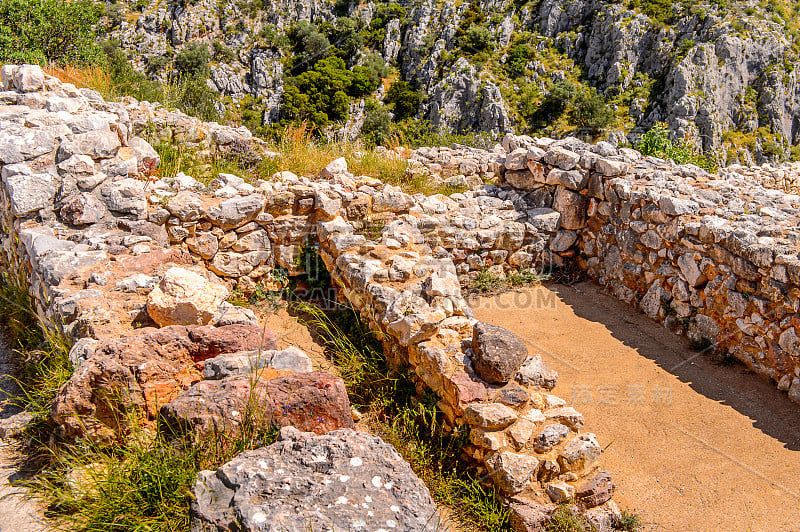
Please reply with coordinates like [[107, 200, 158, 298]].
[[571, 88, 614, 136], [362, 101, 392, 145], [177, 75, 220, 121], [327, 17, 364, 59], [393, 119, 497, 149], [463, 24, 493, 53], [636, 122, 717, 172], [0, 0, 102, 65], [505, 43, 532, 78], [385, 80, 422, 121], [630, 0, 676, 25], [527, 80, 579, 130], [363, 3, 406, 48], [175, 41, 211, 79], [213, 41, 237, 63], [257, 24, 288, 50]]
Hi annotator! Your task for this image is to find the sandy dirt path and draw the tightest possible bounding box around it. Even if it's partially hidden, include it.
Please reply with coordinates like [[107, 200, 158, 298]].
[[0, 338, 47, 532], [472, 282, 800, 532]]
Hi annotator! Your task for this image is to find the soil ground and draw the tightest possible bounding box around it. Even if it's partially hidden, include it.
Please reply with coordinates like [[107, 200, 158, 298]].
[[472, 281, 800, 532], [0, 338, 47, 532]]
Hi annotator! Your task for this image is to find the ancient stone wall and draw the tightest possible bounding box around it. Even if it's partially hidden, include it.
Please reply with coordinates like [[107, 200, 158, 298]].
[[411, 134, 800, 405], [0, 65, 619, 529]]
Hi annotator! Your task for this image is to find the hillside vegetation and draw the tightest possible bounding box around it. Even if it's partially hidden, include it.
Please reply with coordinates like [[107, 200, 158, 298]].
[[3, 0, 797, 168]]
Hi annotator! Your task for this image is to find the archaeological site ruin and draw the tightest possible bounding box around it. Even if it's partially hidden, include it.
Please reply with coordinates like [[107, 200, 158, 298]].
[[1, 64, 799, 531]]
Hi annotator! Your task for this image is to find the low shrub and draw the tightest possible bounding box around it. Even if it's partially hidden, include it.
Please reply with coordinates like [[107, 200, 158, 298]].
[[635, 122, 718, 172], [0, 0, 102, 65]]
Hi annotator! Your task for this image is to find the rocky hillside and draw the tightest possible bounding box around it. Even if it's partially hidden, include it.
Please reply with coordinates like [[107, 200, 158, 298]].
[[103, 0, 800, 164]]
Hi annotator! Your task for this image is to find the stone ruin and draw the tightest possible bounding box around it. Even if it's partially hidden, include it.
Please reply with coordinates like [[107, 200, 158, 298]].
[[1, 63, 799, 530]]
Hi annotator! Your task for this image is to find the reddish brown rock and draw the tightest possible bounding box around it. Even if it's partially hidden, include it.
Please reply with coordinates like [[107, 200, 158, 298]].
[[52, 324, 276, 441], [159, 370, 354, 438], [508, 497, 554, 532], [575, 471, 615, 509], [448, 372, 488, 405], [188, 324, 276, 359]]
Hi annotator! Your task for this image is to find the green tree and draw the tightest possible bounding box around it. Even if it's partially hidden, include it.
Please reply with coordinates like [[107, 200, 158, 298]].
[[527, 80, 578, 130], [0, 0, 101, 65], [571, 88, 614, 136], [385, 80, 421, 121], [289, 21, 330, 73], [362, 101, 392, 145], [282, 55, 353, 128], [328, 17, 364, 59], [175, 42, 211, 79]]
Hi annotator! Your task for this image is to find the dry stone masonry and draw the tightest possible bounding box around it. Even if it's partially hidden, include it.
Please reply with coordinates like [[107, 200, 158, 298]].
[[410, 135, 800, 405], [7, 62, 799, 529]]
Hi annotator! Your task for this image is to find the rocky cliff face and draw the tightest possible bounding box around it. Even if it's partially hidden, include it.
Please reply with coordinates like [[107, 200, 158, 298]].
[[108, 0, 800, 160]]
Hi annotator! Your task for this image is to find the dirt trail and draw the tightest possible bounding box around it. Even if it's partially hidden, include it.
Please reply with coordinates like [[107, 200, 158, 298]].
[[472, 282, 800, 532], [0, 338, 47, 532]]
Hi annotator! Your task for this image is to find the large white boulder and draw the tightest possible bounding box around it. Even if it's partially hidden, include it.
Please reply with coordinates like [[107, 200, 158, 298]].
[[146, 267, 229, 327]]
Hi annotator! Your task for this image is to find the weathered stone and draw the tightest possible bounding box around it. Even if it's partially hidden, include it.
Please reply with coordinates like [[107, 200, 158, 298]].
[[594, 158, 629, 176], [508, 418, 535, 450], [658, 196, 700, 216], [191, 428, 440, 531], [53, 324, 270, 440], [550, 230, 578, 252], [505, 169, 538, 190], [60, 193, 107, 226], [559, 433, 602, 474], [532, 423, 570, 452], [2, 171, 55, 216], [544, 407, 584, 430], [553, 188, 589, 230], [575, 471, 615, 509], [13, 65, 44, 92], [515, 355, 558, 390], [527, 208, 561, 232], [470, 428, 505, 450], [495, 382, 530, 406], [485, 451, 539, 494], [206, 194, 265, 230], [314, 188, 341, 218], [101, 178, 147, 218], [463, 402, 518, 430], [508, 497, 552, 532], [209, 251, 271, 277], [59, 130, 121, 160], [472, 322, 528, 384], [186, 232, 219, 259], [203, 347, 312, 379], [146, 268, 228, 327], [231, 229, 271, 252], [678, 253, 707, 287], [167, 192, 205, 222], [504, 148, 529, 170], [545, 480, 576, 503], [318, 157, 348, 178], [160, 371, 353, 438], [211, 302, 258, 328], [546, 168, 586, 190], [543, 146, 580, 170]]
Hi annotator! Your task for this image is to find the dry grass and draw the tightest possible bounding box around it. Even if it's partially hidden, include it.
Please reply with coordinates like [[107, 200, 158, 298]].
[[43, 65, 115, 98], [267, 122, 409, 182]]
